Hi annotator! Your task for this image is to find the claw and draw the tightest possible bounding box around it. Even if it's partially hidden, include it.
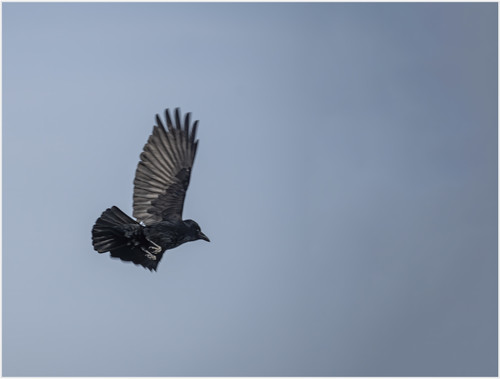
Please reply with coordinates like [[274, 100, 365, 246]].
[[145, 238, 161, 254], [149, 241, 161, 253], [145, 252, 157, 260]]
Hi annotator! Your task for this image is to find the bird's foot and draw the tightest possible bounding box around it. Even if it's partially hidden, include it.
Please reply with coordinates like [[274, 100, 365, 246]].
[[146, 239, 162, 254], [144, 252, 157, 260]]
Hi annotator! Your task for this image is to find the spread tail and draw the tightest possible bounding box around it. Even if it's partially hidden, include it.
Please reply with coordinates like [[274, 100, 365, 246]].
[[91, 206, 161, 271]]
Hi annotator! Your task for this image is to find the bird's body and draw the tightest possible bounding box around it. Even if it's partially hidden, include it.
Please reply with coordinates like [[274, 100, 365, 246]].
[[91, 108, 209, 271]]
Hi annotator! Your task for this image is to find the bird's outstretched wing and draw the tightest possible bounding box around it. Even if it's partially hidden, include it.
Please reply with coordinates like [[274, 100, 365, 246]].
[[133, 108, 199, 225]]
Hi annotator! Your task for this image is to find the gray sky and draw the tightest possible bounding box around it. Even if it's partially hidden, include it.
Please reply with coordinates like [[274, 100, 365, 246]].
[[3, 2, 497, 376]]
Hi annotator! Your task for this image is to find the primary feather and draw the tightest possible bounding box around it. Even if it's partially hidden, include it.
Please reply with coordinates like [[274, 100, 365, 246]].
[[133, 108, 199, 224]]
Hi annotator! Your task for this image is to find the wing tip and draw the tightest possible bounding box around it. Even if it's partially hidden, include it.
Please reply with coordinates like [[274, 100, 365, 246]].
[[174, 108, 182, 130]]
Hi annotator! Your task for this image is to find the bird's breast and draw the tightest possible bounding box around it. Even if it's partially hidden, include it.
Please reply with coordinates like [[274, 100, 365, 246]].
[[144, 222, 181, 250]]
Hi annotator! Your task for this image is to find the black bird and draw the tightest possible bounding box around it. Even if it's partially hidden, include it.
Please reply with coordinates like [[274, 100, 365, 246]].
[[91, 108, 209, 271]]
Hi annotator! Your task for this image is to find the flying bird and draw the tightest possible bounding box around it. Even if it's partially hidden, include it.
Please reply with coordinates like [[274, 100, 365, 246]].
[[91, 108, 209, 271]]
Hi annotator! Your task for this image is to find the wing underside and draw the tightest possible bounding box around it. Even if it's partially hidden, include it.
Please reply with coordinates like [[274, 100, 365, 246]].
[[133, 108, 198, 225]]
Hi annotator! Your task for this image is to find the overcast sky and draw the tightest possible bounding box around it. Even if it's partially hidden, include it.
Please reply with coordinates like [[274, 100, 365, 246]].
[[3, 2, 497, 376]]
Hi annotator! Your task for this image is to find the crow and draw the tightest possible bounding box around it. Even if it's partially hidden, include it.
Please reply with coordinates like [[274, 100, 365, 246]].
[[91, 108, 209, 271]]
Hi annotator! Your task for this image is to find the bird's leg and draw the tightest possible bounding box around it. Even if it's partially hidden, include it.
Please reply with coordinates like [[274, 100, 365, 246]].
[[140, 239, 161, 258], [146, 238, 162, 254]]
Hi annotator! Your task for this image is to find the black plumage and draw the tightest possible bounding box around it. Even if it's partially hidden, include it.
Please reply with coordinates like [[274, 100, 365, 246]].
[[91, 108, 209, 271]]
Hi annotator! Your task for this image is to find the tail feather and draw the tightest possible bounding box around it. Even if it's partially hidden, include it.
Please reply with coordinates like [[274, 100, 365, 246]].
[[91, 206, 163, 271], [91, 206, 138, 252], [96, 206, 135, 227]]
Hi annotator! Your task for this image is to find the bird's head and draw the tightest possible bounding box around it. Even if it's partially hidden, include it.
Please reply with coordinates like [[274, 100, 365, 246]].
[[183, 219, 210, 243]]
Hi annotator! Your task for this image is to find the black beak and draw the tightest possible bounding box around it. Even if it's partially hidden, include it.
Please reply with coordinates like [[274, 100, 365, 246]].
[[198, 232, 210, 242]]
